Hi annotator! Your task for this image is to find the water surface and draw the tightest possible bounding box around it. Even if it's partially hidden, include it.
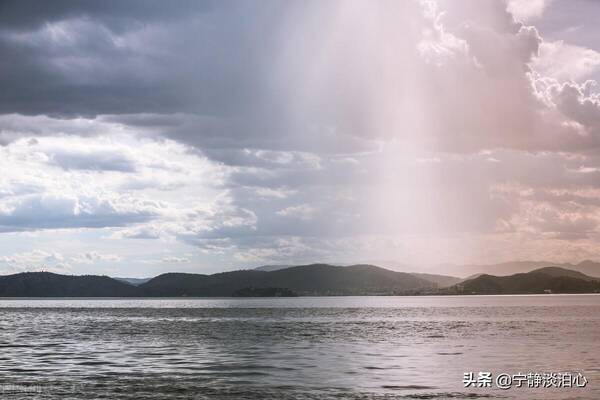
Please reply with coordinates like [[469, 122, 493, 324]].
[[0, 295, 598, 399]]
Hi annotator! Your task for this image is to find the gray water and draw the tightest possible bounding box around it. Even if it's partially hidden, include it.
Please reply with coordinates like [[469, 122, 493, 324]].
[[0, 295, 598, 399]]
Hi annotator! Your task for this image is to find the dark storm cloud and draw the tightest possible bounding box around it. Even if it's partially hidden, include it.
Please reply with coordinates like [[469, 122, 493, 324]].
[[0, 0, 287, 119], [0, 0, 209, 32], [3, 0, 600, 158], [0, 0, 434, 155]]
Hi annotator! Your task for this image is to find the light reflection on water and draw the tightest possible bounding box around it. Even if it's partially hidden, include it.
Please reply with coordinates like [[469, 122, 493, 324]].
[[0, 295, 598, 399]]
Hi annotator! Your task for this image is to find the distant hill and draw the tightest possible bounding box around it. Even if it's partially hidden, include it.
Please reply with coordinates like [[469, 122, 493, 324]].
[[254, 265, 292, 272], [113, 277, 151, 286], [140, 264, 435, 296], [409, 273, 461, 288], [0, 272, 141, 297], [529, 266, 599, 281], [3, 265, 598, 297], [448, 261, 556, 278], [255, 264, 461, 287], [571, 260, 600, 278], [449, 268, 600, 295], [447, 260, 600, 279]]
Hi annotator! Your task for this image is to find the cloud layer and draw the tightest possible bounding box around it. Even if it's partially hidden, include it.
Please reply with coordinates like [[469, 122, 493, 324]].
[[1, 0, 600, 274]]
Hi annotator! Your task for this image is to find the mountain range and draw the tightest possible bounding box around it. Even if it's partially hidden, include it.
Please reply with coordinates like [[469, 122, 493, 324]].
[[0, 272, 140, 297], [0, 263, 598, 297], [139, 264, 436, 296], [254, 260, 600, 279], [446, 266, 600, 295], [437, 260, 600, 279]]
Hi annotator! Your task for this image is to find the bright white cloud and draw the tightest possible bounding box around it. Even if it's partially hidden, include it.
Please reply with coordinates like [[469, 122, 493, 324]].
[[532, 40, 600, 81], [507, 0, 548, 22]]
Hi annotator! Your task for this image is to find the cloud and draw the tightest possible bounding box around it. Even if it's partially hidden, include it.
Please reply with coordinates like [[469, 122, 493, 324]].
[[531, 210, 597, 240], [0, 134, 227, 233], [48, 149, 136, 172], [531, 41, 600, 82], [0, 192, 160, 231], [1, 1, 600, 271], [0, 1, 281, 118], [507, 0, 548, 22], [71, 251, 121, 264], [0, 1, 598, 158], [532, 41, 600, 81], [161, 256, 190, 263], [276, 204, 316, 221], [0, 250, 71, 274]]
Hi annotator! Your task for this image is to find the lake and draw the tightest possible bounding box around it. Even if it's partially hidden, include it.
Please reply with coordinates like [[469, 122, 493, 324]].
[[0, 295, 598, 399]]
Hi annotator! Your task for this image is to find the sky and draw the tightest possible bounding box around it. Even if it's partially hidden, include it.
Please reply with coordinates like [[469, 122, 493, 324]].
[[1, 0, 600, 277]]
